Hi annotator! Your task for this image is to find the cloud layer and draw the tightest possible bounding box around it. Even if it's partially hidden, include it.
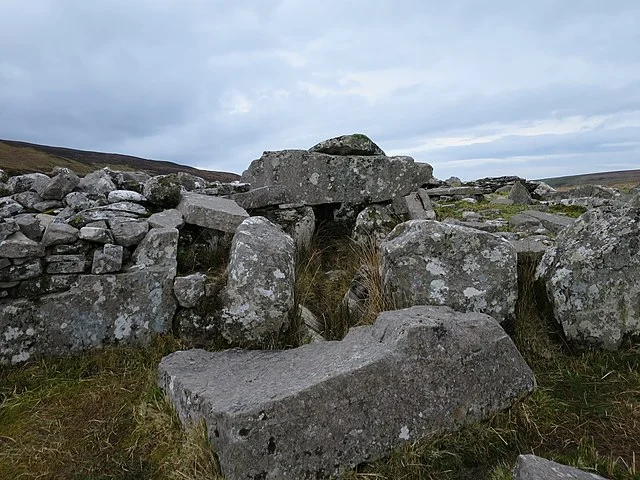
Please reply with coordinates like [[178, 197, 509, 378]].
[[1, 0, 639, 180]]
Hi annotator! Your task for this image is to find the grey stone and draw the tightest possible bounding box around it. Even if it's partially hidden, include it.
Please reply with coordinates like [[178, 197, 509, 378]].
[[0, 258, 10, 269], [290, 206, 315, 251], [508, 181, 534, 205], [12, 191, 43, 209], [175, 309, 220, 347], [492, 197, 515, 206], [108, 218, 149, 246], [0, 218, 19, 241], [33, 200, 63, 212], [14, 214, 43, 241], [109, 169, 151, 191], [0, 258, 43, 282], [177, 192, 249, 233], [404, 188, 436, 220], [533, 182, 556, 197], [0, 182, 11, 197], [240, 150, 433, 208], [309, 133, 385, 156], [7, 173, 50, 194], [15, 274, 78, 298], [101, 201, 148, 216], [143, 174, 183, 208], [45, 254, 86, 274], [380, 220, 517, 324], [445, 176, 462, 187], [0, 197, 24, 218], [513, 455, 608, 480], [173, 273, 207, 308], [0, 232, 45, 258], [107, 190, 146, 203], [425, 186, 485, 197], [444, 218, 500, 233], [536, 205, 640, 350], [64, 192, 107, 211], [158, 305, 535, 480], [92, 244, 124, 274], [510, 236, 553, 264], [510, 210, 574, 235], [131, 228, 179, 272], [68, 208, 140, 227], [79, 226, 115, 244], [41, 222, 79, 246], [0, 267, 177, 364], [0, 169, 7, 183], [39, 170, 80, 200], [194, 181, 251, 196], [352, 205, 396, 244], [221, 217, 295, 344], [77, 169, 117, 195], [148, 209, 185, 229]]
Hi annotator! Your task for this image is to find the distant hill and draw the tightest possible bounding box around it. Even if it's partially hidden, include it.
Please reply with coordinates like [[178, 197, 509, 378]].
[[539, 169, 640, 190], [0, 139, 240, 183]]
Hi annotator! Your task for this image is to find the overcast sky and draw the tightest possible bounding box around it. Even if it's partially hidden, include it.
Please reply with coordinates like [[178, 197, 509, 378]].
[[1, 1, 639, 180]]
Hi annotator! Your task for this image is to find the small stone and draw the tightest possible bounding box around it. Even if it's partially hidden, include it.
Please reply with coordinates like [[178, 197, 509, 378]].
[[45, 254, 87, 274], [6, 173, 50, 194], [513, 454, 607, 479], [64, 192, 107, 211], [14, 214, 43, 241], [0, 258, 43, 281], [173, 273, 207, 308], [42, 222, 79, 247], [0, 232, 45, 258], [132, 228, 179, 272], [107, 190, 146, 203], [77, 169, 117, 195], [0, 218, 20, 241], [79, 227, 115, 244], [39, 170, 80, 200], [108, 218, 149, 247], [0, 198, 24, 218], [148, 209, 185, 229], [177, 192, 249, 233], [92, 244, 124, 274]]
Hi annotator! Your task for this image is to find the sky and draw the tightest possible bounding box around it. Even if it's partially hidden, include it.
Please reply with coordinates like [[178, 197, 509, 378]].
[[1, 1, 639, 181]]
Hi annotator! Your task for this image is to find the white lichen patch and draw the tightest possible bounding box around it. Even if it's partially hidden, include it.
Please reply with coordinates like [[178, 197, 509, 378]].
[[399, 426, 410, 440], [114, 315, 132, 340]]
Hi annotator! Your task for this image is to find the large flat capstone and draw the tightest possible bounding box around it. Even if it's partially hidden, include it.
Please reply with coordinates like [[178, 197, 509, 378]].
[[158, 305, 535, 480], [177, 192, 249, 233], [239, 150, 433, 208]]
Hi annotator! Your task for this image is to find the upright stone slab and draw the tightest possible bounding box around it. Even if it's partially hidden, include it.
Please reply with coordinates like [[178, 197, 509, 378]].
[[220, 217, 295, 344], [240, 149, 433, 208], [380, 220, 517, 324], [158, 306, 535, 480], [0, 267, 177, 364], [177, 192, 249, 233], [513, 455, 607, 480]]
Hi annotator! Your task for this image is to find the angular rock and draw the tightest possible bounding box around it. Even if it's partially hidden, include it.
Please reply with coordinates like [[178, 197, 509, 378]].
[[265, 206, 316, 251], [309, 133, 385, 156], [240, 150, 433, 208], [536, 205, 640, 350], [173, 273, 207, 308], [68, 208, 140, 227], [41, 222, 79, 246], [533, 182, 556, 197], [12, 191, 43, 210], [158, 305, 535, 480], [352, 205, 396, 244], [64, 191, 108, 211], [15, 274, 78, 297], [107, 190, 146, 203], [39, 169, 80, 200], [177, 192, 249, 233], [0, 218, 19, 241], [0, 258, 43, 282], [425, 186, 486, 197], [109, 218, 149, 246], [404, 188, 436, 220], [0, 197, 24, 218], [92, 244, 124, 274], [79, 226, 114, 244], [445, 176, 462, 187], [77, 169, 117, 195], [0, 232, 45, 258], [7, 173, 50, 194], [510, 210, 574, 235], [380, 220, 517, 324], [513, 455, 607, 480], [143, 174, 183, 208], [221, 217, 295, 344], [0, 267, 177, 364], [14, 214, 43, 241], [45, 254, 87, 274], [508, 181, 533, 205], [131, 228, 179, 272], [148, 209, 185, 229]]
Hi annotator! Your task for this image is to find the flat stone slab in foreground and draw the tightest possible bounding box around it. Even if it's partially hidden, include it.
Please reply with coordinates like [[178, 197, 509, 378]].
[[513, 454, 608, 479], [158, 305, 535, 480]]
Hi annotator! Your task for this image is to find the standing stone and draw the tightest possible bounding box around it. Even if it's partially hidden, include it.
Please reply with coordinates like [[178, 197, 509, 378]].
[[404, 188, 436, 220], [536, 204, 640, 350], [92, 244, 124, 274], [380, 220, 517, 324], [508, 181, 534, 205], [109, 218, 149, 246], [177, 192, 249, 233], [173, 273, 207, 308], [39, 169, 80, 200], [309, 133, 385, 156], [220, 217, 295, 344], [513, 455, 607, 480], [158, 305, 535, 480]]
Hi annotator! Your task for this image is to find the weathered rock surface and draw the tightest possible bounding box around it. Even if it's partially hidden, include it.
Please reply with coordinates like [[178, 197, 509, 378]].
[[220, 217, 295, 344], [309, 133, 385, 156], [536, 204, 640, 349], [131, 228, 179, 271], [240, 150, 433, 208], [109, 218, 149, 246], [92, 244, 124, 274], [404, 188, 436, 220], [77, 169, 117, 195], [508, 181, 533, 205], [352, 205, 396, 244], [380, 220, 517, 324], [177, 192, 249, 233], [0, 232, 45, 258], [148, 209, 185, 229], [39, 169, 80, 200], [41, 222, 79, 246], [158, 305, 535, 480], [107, 189, 146, 203], [509, 210, 574, 235], [513, 455, 607, 479], [173, 273, 206, 308], [0, 267, 177, 364]]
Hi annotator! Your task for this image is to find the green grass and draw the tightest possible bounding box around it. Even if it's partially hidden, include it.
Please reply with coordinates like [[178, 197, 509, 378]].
[[434, 199, 530, 222], [2, 231, 640, 479]]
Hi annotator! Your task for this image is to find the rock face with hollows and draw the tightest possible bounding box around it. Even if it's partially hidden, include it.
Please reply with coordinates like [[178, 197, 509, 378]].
[[536, 201, 640, 350], [158, 305, 535, 480], [240, 149, 433, 208], [380, 220, 518, 324]]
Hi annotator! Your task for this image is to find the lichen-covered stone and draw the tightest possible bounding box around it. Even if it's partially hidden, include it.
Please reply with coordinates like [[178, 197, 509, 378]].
[[0, 198, 24, 218], [131, 227, 179, 272], [92, 244, 124, 274], [380, 220, 517, 324], [79, 226, 115, 244], [148, 209, 185, 229], [536, 204, 640, 350], [0, 258, 43, 281], [513, 455, 607, 479], [352, 205, 396, 244], [508, 181, 533, 205], [404, 188, 436, 220], [39, 169, 80, 200], [77, 169, 117, 195], [143, 174, 183, 208], [173, 273, 207, 308], [240, 150, 433, 208], [107, 190, 146, 203], [7, 173, 50, 194], [177, 192, 249, 233], [309, 133, 385, 156], [0, 232, 45, 258], [0, 267, 177, 364], [41, 222, 79, 246], [220, 217, 295, 344], [44, 254, 87, 274], [158, 305, 535, 480], [109, 218, 149, 247]]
